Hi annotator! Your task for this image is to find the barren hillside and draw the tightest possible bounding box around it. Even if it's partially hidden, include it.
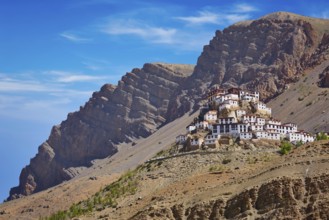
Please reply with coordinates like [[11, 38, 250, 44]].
[[268, 60, 329, 133], [3, 131, 329, 219], [0, 111, 199, 219], [128, 140, 329, 220], [2, 11, 329, 220], [8, 11, 329, 200]]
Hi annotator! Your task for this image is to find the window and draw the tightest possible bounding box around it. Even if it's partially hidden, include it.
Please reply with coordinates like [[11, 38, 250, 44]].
[[213, 126, 218, 133]]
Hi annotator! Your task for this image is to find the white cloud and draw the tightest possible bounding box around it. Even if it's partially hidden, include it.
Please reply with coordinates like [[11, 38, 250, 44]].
[[100, 16, 216, 50], [0, 95, 76, 124], [57, 75, 105, 83], [0, 76, 96, 97], [49, 89, 93, 98], [83, 63, 103, 71], [60, 32, 91, 43], [175, 11, 220, 25], [102, 21, 208, 50], [0, 71, 107, 94], [175, 4, 256, 26], [102, 19, 177, 44], [0, 78, 53, 92], [64, 3, 258, 51], [45, 70, 106, 83], [234, 4, 257, 13], [22, 98, 71, 110], [0, 72, 100, 123], [224, 14, 251, 23]]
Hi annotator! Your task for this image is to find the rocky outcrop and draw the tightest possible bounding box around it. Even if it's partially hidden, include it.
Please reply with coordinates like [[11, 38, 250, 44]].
[[8, 63, 194, 200], [319, 65, 329, 87], [322, 72, 329, 87], [132, 174, 329, 219], [188, 12, 329, 101], [309, 33, 329, 67], [8, 12, 329, 200]]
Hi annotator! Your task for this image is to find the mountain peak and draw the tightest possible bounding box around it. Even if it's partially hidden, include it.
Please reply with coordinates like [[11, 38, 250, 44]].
[[261, 11, 308, 20], [260, 11, 329, 35], [5, 11, 329, 213], [232, 11, 329, 32]]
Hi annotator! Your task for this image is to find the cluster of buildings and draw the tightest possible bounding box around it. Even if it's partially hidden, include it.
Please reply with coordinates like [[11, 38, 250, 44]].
[[176, 87, 314, 149]]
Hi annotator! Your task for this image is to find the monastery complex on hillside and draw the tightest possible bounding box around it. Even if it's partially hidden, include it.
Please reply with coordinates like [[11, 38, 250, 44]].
[[176, 87, 314, 149]]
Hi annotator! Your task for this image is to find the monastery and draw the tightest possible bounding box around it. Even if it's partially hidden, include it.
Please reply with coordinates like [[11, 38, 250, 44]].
[[177, 87, 314, 148]]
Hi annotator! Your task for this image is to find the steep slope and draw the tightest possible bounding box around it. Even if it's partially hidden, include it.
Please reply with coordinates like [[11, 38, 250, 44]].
[[0, 110, 198, 219], [4, 137, 329, 219], [319, 65, 329, 87], [188, 11, 329, 100], [7, 11, 329, 200], [8, 63, 194, 200], [133, 174, 329, 220], [86, 140, 329, 220], [268, 60, 329, 133]]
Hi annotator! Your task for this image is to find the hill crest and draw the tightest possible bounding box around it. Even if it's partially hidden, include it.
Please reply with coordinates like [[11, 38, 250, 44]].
[[5, 11, 329, 206]]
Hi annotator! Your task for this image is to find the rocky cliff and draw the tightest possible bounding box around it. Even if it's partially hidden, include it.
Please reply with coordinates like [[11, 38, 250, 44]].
[[188, 12, 329, 100], [8, 12, 329, 200], [133, 174, 329, 219], [319, 65, 329, 87], [119, 140, 329, 220], [8, 63, 194, 200]]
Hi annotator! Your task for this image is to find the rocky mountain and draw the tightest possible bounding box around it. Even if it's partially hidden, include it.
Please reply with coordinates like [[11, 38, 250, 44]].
[[6, 139, 329, 220], [132, 161, 329, 220], [188, 12, 329, 101], [7, 11, 329, 201], [8, 63, 195, 200], [319, 66, 329, 87], [268, 60, 329, 133]]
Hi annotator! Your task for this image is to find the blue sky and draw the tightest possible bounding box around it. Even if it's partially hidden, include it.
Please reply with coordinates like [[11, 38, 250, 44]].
[[0, 0, 328, 202]]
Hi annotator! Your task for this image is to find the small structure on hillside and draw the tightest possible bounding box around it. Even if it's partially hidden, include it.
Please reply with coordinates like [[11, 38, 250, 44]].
[[176, 87, 315, 151], [204, 110, 217, 122]]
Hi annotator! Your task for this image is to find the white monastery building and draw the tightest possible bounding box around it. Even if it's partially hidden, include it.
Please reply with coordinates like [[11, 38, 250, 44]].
[[204, 110, 217, 122], [177, 87, 315, 147]]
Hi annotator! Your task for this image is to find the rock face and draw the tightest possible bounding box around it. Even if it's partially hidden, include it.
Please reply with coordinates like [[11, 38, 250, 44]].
[[319, 66, 329, 87], [8, 12, 329, 200], [133, 174, 329, 219], [188, 12, 329, 100], [8, 63, 194, 200]]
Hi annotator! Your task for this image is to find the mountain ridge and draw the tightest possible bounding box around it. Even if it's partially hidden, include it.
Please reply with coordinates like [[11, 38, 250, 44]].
[[7, 11, 329, 202], [8, 63, 195, 200]]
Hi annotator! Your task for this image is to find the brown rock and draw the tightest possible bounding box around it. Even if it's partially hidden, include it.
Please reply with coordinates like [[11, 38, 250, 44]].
[[8, 11, 329, 200], [8, 63, 194, 200], [188, 12, 329, 101], [319, 66, 329, 87], [134, 175, 329, 220]]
